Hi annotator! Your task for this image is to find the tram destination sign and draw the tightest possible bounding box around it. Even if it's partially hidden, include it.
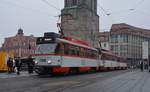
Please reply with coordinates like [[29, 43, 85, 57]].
[[36, 37, 55, 44]]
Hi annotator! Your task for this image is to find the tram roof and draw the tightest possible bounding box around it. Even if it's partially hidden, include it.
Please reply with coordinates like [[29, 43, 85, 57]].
[[101, 49, 119, 57], [101, 49, 127, 62], [57, 38, 98, 51]]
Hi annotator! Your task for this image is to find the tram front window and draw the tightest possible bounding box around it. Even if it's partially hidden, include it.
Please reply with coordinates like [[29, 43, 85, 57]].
[[35, 44, 57, 54]]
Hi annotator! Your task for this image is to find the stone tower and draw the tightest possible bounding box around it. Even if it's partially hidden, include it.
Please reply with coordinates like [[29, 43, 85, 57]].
[[61, 0, 99, 47]]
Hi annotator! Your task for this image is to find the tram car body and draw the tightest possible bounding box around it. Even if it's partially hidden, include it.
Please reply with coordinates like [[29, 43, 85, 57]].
[[33, 32, 127, 75], [33, 32, 100, 75], [100, 49, 127, 71]]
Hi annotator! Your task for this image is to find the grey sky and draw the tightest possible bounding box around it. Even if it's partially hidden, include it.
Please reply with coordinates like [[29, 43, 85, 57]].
[[0, 0, 150, 46]]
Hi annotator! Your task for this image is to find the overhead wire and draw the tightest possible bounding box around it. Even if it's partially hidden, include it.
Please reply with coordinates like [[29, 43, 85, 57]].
[[97, 2, 116, 32], [41, 0, 61, 11], [0, 0, 56, 17], [134, 10, 150, 17], [132, 0, 145, 10], [98, 4, 110, 16], [98, 0, 145, 17], [98, 3, 115, 24], [97, 0, 147, 28], [55, 0, 60, 10], [1, 0, 149, 30]]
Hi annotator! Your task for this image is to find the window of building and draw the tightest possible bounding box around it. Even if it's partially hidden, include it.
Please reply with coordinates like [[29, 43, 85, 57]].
[[65, 0, 68, 7], [104, 43, 106, 47], [115, 45, 118, 51], [120, 34, 128, 43], [72, 0, 77, 6], [65, 0, 77, 7], [120, 45, 127, 51], [94, 0, 97, 12], [111, 45, 115, 51], [111, 34, 118, 43]]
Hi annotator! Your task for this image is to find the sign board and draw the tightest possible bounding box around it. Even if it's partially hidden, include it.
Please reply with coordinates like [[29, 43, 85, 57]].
[[142, 42, 149, 59]]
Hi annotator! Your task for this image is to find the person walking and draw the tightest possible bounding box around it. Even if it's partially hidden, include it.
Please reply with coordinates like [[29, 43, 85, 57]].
[[7, 57, 13, 74], [14, 57, 22, 75], [131, 65, 134, 72], [140, 61, 143, 72], [27, 55, 34, 74]]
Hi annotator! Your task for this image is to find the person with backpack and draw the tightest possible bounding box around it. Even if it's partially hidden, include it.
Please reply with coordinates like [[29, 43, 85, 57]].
[[7, 57, 13, 74]]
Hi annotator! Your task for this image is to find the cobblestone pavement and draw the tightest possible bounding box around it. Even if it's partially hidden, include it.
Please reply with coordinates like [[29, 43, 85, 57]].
[[0, 70, 144, 92], [0, 71, 36, 78], [65, 70, 150, 92]]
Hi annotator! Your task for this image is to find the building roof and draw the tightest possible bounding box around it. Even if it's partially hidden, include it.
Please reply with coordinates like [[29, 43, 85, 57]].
[[110, 23, 150, 38], [97, 32, 109, 42]]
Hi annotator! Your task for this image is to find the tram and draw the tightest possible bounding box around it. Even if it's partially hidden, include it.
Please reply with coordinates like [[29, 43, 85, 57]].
[[100, 49, 127, 71], [33, 32, 127, 75], [33, 32, 100, 75]]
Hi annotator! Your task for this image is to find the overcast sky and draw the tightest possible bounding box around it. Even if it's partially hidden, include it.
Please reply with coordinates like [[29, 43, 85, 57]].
[[0, 0, 150, 46]]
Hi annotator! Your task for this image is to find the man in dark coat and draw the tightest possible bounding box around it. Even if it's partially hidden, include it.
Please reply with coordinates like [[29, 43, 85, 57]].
[[14, 57, 22, 75], [140, 61, 143, 72], [27, 55, 34, 74]]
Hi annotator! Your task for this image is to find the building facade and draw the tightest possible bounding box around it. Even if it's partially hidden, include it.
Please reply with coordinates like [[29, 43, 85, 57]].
[[97, 32, 110, 50], [61, 0, 99, 47], [2, 29, 36, 58], [98, 23, 150, 66]]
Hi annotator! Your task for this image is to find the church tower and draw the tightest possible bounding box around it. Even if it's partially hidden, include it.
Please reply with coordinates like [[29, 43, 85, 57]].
[[61, 0, 99, 47]]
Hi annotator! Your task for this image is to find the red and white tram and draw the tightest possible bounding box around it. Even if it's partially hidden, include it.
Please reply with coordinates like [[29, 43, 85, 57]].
[[100, 49, 127, 71], [33, 32, 127, 75], [33, 32, 99, 75]]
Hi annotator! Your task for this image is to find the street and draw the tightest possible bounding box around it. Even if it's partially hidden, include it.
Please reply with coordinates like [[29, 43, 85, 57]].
[[0, 70, 149, 92], [65, 70, 150, 92]]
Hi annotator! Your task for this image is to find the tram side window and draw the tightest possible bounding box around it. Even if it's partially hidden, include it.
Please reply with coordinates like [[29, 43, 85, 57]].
[[101, 54, 107, 60], [64, 43, 69, 55], [92, 51, 98, 59], [79, 48, 84, 57], [55, 43, 60, 54], [76, 47, 80, 56], [69, 45, 80, 56], [87, 50, 90, 57], [63, 44, 80, 56], [91, 50, 95, 58], [55, 43, 65, 54], [89, 50, 93, 59], [69, 46, 73, 55], [86, 49, 90, 58]]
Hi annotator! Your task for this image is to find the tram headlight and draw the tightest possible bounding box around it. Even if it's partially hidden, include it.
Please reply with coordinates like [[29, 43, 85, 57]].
[[47, 60, 52, 64], [35, 60, 38, 64]]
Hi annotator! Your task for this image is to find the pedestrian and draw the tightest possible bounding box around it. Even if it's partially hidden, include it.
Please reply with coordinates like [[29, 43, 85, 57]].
[[27, 55, 34, 74], [140, 61, 143, 72], [14, 57, 22, 75], [131, 65, 134, 72], [7, 57, 13, 74]]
